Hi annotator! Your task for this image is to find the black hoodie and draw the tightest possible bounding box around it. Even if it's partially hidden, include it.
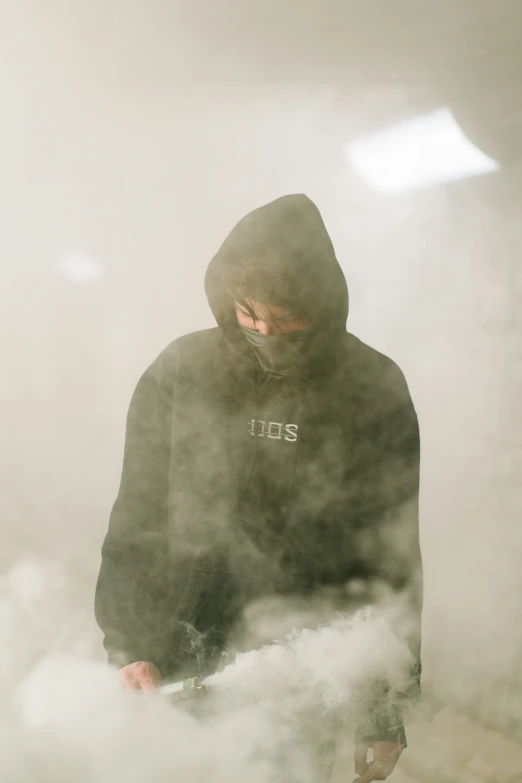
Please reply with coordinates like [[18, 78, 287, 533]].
[[95, 195, 422, 745]]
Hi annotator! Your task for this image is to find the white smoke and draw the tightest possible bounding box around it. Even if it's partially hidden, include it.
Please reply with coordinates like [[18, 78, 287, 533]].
[[2, 559, 412, 782], [209, 610, 412, 710]]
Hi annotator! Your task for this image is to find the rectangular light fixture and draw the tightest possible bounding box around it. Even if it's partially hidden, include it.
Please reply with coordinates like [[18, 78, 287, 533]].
[[343, 108, 500, 194]]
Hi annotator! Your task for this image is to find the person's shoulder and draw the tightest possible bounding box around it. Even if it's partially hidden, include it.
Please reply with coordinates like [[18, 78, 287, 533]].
[[144, 328, 224, 395], [174, 327, 224, 350], [340, 332, 412, 402]]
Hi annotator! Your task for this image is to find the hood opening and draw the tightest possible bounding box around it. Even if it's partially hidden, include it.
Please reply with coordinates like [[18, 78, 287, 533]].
[[204, 194, 349, 353]]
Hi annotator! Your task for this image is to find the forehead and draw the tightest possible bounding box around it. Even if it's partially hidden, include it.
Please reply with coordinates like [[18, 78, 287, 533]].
[[235, 299, 291, 321]]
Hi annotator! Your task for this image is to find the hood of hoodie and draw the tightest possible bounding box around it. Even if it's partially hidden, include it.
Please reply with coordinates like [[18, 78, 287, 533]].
[[204, 194, 349, 356]]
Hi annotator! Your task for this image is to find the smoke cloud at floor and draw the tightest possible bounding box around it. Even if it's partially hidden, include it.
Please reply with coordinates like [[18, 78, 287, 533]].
[[1, 560, 414, 782]]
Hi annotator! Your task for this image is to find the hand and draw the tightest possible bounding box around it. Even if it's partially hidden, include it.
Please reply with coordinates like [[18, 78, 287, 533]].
[[119, 661, 162, 692], [353, 741, 404, 782]]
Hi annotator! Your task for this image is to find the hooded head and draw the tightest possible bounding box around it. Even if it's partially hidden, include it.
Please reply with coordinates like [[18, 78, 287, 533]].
[[204, 194, 349, 376]]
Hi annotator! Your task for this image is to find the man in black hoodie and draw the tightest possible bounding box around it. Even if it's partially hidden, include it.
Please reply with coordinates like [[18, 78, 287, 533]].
[[95, 195, 422, 782]]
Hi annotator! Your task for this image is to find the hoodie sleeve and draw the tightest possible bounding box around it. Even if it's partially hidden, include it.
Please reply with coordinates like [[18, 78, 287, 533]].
[[94, 351, 175, 671], [355, 362, 423, 747]]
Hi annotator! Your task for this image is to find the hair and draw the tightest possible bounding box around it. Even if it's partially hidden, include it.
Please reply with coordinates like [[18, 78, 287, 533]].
[[225, 258, 316, 324]]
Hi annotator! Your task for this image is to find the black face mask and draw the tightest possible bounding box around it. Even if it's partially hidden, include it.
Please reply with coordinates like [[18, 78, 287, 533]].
[[239, 325, 316, 378]]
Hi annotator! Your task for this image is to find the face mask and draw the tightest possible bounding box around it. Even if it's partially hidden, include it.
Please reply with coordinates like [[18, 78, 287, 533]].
[[239, 325, 315, 378]]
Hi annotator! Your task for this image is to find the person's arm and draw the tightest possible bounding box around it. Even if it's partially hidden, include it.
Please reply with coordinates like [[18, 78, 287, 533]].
[[354, 362, 423, 758], [94, 352, 175, 672]]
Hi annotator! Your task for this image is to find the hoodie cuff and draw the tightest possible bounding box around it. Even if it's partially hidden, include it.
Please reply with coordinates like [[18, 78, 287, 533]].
[[354, 681, 408, 747], [107, 648, 161, 672], [355, 716, 407, 747], [107, 649, 136, 668]]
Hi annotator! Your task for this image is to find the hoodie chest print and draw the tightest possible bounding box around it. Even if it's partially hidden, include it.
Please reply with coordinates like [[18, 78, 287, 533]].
[[248, 418, 299, 443]]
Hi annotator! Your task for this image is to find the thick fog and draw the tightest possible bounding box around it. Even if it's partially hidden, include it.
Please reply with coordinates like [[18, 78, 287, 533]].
[[2, 1, 522, 780]]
